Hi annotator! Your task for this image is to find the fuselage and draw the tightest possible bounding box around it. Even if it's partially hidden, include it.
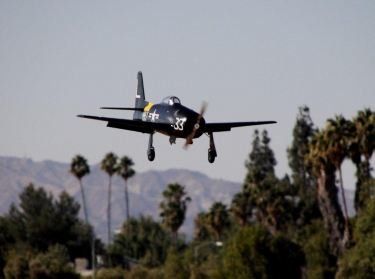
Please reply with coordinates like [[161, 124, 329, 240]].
[[142, 100, 206, 139]]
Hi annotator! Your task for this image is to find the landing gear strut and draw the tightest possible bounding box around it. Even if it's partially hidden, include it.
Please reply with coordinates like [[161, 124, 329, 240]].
[[208, 132, 217, 163], [147, 132, 155, 161]]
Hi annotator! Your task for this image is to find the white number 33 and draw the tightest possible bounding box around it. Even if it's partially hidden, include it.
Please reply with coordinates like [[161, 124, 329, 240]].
[[174, 117, 186, 130]]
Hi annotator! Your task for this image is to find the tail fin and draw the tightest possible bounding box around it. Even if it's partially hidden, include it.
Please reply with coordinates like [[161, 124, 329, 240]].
[[133, 71, 148, 120]]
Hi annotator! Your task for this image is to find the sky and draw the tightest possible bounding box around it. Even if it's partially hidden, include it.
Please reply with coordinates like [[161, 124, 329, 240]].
[[1, 1, 374, 190]]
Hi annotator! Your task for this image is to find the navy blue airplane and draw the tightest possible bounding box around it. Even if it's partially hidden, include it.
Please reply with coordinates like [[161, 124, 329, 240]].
[[77, 72, 276, 163]]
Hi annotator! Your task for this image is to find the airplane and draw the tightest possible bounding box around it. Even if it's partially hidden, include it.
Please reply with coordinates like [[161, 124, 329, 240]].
[[77, 71, 276, 163]]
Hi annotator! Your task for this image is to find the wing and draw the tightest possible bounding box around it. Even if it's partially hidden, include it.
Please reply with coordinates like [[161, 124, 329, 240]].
[[205, 121, 277, 132], [100, 107, 144, 111], [77, 115, 173, 134]]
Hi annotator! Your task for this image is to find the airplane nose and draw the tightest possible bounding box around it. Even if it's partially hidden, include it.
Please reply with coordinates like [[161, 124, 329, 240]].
[[195, 117, 206, 138]]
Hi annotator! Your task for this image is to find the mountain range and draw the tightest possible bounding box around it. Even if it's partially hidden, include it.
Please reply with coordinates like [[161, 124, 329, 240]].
[[0, 156, 243, 242], [0, 156, 354, 242]]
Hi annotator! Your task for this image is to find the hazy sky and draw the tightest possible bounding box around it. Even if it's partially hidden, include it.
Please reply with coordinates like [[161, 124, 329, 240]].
[[1, 1, 374, 189]]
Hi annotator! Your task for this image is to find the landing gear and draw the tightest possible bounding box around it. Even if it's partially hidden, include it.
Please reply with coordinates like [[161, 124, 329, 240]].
[[208, 149, 216, 163], [148, 147, 155, 161], [208, 132, 217, 163], [169, 135, 176, 145], [147, 132, 155, 161]]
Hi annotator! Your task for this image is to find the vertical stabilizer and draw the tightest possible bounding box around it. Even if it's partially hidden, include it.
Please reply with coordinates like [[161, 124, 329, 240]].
[[133, 71, 148, 120]]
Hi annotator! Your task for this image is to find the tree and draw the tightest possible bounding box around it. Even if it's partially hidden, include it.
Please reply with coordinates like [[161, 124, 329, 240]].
[[29, 244, 79, 279], [325, 115, 351, 240], [244, 130, 276, 185], [193, 212, 212, 242], [214, 225, 303, 279], [336, 194, 375, 278], [16, 184, 56, 252], [69, 155, 95, 277], [4, 245, 80, 279], [306, 130, 346, 257], [302, 220, 337, 279], [254, 176, 296, 234], [116, 156, 135, 223], [0, 216, 15, 278], [107, 215, 172, 268], [164, 247, 190, 279], [54, 191, 81, 249], [242, 130, 295, 234], [3, 184, 93, 261], [206, 202, 231, 241], [159, 183, 191, 239], [231, 189, 254, 227], [115, 156, 135, 270], [70, 155, 90, 224], [3, 254, 30, 279], [96, 267, 124, 279], [101, 152, 118, 244], [243, 129, 277, 228], [351, 108, 375, 213], [355, 109, 375, 180], [287, 106, 320, 226]]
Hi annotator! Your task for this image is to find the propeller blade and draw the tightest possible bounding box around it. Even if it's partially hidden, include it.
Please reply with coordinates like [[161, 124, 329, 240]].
[[198, 101, 208, 120], [184, 101, 208, 150]]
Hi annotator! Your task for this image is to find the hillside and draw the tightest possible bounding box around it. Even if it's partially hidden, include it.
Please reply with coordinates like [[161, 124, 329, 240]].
[[0, 156, 243, 241], [0, 156, 355, 242]]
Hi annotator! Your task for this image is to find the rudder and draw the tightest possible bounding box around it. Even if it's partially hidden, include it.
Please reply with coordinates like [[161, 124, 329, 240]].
[[133, 71, 148, 120]]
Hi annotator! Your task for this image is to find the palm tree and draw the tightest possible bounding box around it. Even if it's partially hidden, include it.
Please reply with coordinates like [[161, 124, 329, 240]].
[[326, 115, 351, 232], [117, 156, 135, 222], [101, 152, 118, 244], [356, 109, 375, 178], [70, 155, 95, 278], [352, 109, 375, 212], [70, 155, 90, 224], [159, 183, 191, 239], [206, 202, 230, 241], [307, 131, 347, 257], [193, 212, 211, 241], [347, 118, 363, 213]]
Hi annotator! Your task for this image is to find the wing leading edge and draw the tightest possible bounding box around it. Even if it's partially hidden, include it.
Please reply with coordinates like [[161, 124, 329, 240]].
[[77, 115, 172, 134], [77, 115, 276, 134], [205, 121, 277, 132]]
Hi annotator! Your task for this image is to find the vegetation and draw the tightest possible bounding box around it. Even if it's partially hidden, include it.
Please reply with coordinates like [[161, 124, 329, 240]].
[[0, 107, 374, 279], [0, 184, 96, 278], [117, 156, 136, 223], [159, 183, 191, 239], [101, 152, 119, 245], [70, 155, 90, 224], [107, 215, 173, 268]]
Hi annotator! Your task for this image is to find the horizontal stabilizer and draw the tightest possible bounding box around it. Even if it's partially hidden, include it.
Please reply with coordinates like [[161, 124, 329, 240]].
[[100, 107, 144, 111]]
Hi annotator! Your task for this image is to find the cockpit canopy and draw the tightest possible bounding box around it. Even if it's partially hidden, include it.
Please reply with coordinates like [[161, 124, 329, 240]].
[[162, 96, 181, 105]]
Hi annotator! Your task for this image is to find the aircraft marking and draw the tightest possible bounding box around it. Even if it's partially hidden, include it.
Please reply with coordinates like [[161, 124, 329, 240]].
[[149, 110, 159, 122], [136, 80, 141, 98], [144, 103, 154, 112], [174, 117, 186, 130]]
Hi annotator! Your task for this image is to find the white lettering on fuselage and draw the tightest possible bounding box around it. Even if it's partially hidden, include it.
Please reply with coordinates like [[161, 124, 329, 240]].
[[174, 117, 186, 130]]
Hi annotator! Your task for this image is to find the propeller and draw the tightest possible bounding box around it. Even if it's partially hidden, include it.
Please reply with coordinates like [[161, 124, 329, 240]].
[[184, 101, 208, 150]]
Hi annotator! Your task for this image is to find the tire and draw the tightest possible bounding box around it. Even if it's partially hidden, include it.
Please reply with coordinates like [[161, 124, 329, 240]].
[[208, 149, 215, 163], [148, 148, 155, 161]]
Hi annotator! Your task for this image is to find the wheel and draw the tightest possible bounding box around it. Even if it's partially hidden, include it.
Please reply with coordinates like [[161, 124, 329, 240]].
[[208, 149, 215, 163], [148, 148, 155, 161]]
